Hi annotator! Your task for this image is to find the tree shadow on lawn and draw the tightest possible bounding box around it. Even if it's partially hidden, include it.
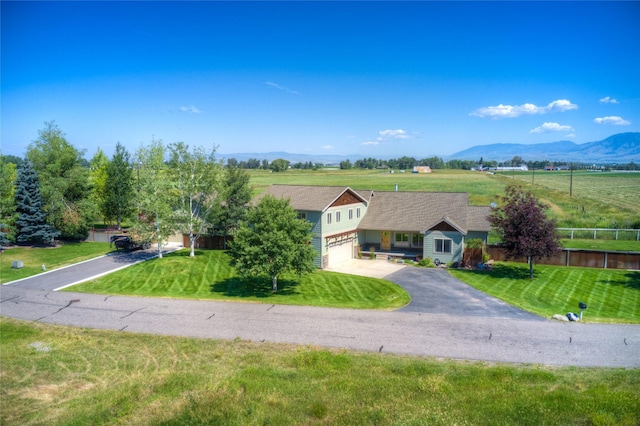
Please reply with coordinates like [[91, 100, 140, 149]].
[[211, 277, 300, 298], [601, 270, 640, 290]]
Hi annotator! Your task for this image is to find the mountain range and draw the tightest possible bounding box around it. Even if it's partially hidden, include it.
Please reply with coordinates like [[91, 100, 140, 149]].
[[219, 132, 640, 165], [448, 132, 640, 163]]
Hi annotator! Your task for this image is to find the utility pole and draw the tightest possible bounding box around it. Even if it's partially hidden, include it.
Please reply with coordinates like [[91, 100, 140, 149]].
[[531, 168, 535, 187], [569, 164, 573, 197]]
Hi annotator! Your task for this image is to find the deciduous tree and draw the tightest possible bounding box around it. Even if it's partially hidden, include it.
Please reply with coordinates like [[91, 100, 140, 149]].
[[26, 122, 96, 240], [229, 195, 316, 292], [134, 139, 174, 258], [0, 154, 18, 244], [168, 142, 222, 257], [89, 148, 109, 225], [489, 184, 560, 278]]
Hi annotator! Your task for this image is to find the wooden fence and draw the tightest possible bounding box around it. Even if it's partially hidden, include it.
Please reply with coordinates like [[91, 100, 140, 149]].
[[183, 235, 233, 250], [487, 246, 640, 270]]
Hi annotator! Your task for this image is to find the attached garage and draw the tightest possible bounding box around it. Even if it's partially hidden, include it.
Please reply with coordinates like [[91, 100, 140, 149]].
[[326, 240, 353, 267]]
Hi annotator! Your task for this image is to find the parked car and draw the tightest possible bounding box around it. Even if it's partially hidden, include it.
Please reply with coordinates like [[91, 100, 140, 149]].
[[109, 234, 151, 251]]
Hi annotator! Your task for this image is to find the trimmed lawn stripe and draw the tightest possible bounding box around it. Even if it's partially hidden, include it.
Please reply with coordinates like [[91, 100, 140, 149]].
[[450, 262, 640, 323], [67, 250, 410, 310]]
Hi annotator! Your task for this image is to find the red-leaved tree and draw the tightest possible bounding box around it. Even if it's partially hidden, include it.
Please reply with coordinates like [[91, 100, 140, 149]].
[[489, 184, 560, 278]]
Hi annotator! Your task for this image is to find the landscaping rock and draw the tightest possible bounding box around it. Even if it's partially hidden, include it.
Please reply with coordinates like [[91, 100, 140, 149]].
[[552, 314, 569, 322]]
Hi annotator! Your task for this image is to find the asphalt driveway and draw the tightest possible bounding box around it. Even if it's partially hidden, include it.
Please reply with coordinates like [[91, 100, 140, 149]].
[[328, 260, 542, 320]]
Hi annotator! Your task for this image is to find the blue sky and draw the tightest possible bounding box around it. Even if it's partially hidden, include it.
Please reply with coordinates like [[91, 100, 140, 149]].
[[2, 1, 639, 160]]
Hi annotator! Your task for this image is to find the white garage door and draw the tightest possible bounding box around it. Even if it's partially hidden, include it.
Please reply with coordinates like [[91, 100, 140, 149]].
[[327, 240, 353, 267]]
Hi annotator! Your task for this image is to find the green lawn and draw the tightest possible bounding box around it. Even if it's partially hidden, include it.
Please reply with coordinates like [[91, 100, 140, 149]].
[[449, 262, 640, 323], [0, 242, 114, 284], [2, 317, 639, 426], [67, 249, 411, 310]]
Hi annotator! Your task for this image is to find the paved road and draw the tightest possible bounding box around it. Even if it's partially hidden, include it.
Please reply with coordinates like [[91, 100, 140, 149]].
[[1, 255, 639, 367]]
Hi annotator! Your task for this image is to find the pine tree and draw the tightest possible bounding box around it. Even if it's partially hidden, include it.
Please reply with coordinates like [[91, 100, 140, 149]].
[[14, 161, 59, 244]]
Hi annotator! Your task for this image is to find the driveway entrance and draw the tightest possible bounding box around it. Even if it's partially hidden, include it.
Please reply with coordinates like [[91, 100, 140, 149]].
[[328, 260, 542, 320]]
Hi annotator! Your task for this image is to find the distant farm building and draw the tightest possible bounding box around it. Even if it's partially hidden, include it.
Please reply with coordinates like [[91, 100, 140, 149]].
[[412, 166, 432, 174], [494, 165, 528, 171]]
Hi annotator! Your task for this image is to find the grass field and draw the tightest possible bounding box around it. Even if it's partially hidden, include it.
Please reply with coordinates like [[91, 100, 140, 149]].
[[67, 249, 411, 310], [0, 242, 114, 284], [560, 238, 640, 252], [449, 262, 640, 323], [496, 170, 640, 228], [248, 168, 640, 229], [2, 317, 639, 426]]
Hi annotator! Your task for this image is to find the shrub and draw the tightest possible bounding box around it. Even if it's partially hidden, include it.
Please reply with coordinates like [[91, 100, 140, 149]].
[[417, 257, 434, 268]]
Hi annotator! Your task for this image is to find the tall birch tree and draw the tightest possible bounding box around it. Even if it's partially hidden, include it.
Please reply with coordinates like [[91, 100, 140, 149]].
[[134, 140, 174, 258], [168, 142, 221, 257]]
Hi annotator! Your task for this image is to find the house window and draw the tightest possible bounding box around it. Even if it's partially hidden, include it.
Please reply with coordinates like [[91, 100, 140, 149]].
[[327, 213, 332, 224], [336, 211, 341, 223], [348, 209, 353, 220], [434, 238, 452, 253], [412, 233, 424, 246], [395, 233, 409, 243], [298, 212, 306, 220], [356, 208, 361, 218]]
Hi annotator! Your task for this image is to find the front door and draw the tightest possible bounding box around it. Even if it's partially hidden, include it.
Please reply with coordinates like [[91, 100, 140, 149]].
[[381, 231, 391, 251]]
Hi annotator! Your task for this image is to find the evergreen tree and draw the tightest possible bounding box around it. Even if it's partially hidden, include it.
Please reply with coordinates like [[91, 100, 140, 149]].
[[215, 165, 251, 248], [104, 143, 135, 229], [14, 161, 59, 244]]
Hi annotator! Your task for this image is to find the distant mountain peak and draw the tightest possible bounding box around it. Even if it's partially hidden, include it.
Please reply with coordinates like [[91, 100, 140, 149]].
[[448, 132, 640, 163]]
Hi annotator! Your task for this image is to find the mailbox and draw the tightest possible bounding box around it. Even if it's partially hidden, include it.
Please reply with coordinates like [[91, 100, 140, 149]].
[[578, 302, 587, 320]]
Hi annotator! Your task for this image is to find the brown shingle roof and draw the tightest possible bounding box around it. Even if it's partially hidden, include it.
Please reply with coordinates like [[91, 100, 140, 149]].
[[356, 191, 471, 233], [467, 206, 493, 232], [253, 185, 492, 233], [253, 185, 368, 212]]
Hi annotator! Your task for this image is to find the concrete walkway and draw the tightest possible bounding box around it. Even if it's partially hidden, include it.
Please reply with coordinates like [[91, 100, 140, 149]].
[[2, 256, 639, 367]]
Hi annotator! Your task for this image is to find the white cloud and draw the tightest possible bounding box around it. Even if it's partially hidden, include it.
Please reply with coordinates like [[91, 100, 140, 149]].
[[599, 96, 619, 104], [470, 99, 578, 118], [361, 141, 380, 146], [180, 105, 202, 114], [321, 145, 333, 150], [265, 81, 300, 95], [529, 122, 574, 134], [594, 116, 630, 125], [378, 129, 410, 140]]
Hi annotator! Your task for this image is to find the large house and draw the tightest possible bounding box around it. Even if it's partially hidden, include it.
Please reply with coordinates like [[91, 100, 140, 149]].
[[253, 185, 492, 269]]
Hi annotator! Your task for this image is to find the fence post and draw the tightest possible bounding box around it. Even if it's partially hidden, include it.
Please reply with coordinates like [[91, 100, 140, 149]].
[[593, 229, 597, 239]]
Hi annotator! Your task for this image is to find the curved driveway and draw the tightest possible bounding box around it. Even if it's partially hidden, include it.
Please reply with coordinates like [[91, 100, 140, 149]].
[[1, 255, 639, 367]]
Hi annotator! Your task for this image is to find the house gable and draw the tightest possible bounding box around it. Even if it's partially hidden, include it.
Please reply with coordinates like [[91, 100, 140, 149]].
[[426, 216, 466, 234], [429, 221, 458, 233], [328, 189, 364, 209]]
